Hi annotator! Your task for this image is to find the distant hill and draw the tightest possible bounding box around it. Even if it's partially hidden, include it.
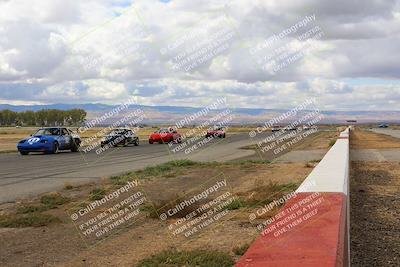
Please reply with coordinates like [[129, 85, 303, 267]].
[[0, 103, 399, 124]]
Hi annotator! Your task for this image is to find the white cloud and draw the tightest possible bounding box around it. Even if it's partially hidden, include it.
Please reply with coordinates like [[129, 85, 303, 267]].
[[0, 0, 399, 110]]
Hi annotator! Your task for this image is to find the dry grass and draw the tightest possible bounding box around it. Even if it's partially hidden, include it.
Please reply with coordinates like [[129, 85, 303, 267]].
[[293, 130, 339, 150], [350, 127, 400, 266], [0, 213, 60, 227], [0, 192, 69, 228], [351, 128, 400, 149], [0, 127, 37, 151], [137, 249, 234, 267], [0, 159, 313, 266]]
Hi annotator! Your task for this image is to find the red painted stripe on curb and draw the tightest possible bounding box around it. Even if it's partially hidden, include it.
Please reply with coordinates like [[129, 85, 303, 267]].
[[236, 192, 347, 267]]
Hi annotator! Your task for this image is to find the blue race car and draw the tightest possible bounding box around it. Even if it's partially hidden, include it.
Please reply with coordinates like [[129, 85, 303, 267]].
[[17, 127, 81, 155]]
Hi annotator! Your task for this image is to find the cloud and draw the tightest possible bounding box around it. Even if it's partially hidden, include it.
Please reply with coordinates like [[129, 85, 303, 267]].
[[0, 0, 399, 110]]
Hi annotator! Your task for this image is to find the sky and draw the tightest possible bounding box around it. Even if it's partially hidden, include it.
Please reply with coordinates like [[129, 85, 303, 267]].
[[0, 0, 400, 110]]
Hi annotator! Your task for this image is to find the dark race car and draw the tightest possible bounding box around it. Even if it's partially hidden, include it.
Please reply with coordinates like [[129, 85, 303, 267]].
[[17, 127, 81, 155], [271, 125, 283, 132], [205, 126, 226, 138], [149, 128, 182, 144], [379, 124, 389, 128], [284, 125, 298, 132], [101, 128, 139, 147]]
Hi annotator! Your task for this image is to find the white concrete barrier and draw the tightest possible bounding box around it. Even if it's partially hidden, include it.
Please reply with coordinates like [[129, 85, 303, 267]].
[[236, 127, 351, 267], [297, 128, 350, 195]]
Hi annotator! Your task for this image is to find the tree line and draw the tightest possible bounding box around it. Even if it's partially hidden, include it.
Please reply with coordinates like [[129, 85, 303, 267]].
[[0, 109, 87, 126]]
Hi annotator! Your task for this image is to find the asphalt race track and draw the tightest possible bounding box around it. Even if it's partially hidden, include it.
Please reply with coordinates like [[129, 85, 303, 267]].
[[0, 132, 277, 203]]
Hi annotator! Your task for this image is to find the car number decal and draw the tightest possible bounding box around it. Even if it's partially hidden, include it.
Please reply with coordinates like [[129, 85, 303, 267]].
[[27, 137, 40, 145]]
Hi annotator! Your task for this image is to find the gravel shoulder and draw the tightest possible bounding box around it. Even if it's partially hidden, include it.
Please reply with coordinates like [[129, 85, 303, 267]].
[[350, 129, 400, 267]]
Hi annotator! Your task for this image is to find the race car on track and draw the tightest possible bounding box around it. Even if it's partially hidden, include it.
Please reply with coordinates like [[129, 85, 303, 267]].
[[17, 127, 81, 155], [284, 126, 298, 132], [379, 124, 389, 128], [101, 128, 139, 147], [271, 125, 283, 132], [205, 126, 226, 138], [149, 128, 182, 144]]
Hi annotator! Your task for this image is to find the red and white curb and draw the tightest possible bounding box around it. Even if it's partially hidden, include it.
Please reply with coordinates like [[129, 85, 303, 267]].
[[236, 128, 350, 267]]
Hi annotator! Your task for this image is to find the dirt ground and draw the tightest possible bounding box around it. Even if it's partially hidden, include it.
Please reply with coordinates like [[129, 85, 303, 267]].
[[293, 130, 338, 150], [351, 128, 400, 149], [238, 127, 339, 163], [350, 129, 400, 267], [0, 161, 312, 267]]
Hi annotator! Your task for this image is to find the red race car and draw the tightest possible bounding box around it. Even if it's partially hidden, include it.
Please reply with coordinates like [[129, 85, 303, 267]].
[[205, 126, 226, 138], [149, 128, 182, 144]]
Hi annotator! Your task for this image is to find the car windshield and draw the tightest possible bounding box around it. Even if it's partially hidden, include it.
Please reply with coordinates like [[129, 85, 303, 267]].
[[109, 129, 125, 135], [34, 128, 60, 136]]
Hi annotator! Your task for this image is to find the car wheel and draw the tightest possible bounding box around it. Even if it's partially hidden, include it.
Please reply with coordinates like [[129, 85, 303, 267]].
[[51, 142, 59, 154], [158, 139, 164, 144], [19, 151, 29, 155], [123, 139, 128, 147], [149, 139, 153, 144], [71, 140, 80, 152], [223, 133, 226, 138], [134, 139, 139, 146]]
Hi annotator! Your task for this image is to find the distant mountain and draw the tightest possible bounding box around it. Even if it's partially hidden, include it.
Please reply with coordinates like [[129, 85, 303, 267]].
[[0, 103, 275, 116], [0, 103, 399, 124], [0, 103, 113, 112]]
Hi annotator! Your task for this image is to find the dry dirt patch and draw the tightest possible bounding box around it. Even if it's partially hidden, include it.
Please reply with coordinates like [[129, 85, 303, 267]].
[[293, 130, 338, 150], [0, 161, 311, 267], [350, 128, 400, 266], [350, 162, 400, 267], [351, 128, 400, 149]]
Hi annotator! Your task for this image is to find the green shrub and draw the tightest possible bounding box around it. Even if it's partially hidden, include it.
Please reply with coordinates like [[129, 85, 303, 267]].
[[89, 188, 107, 201], [40, 193, 69, 209], [0, 214, 60, 227], [16, 205, 48, 214], [233, 244, 250, 256]]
